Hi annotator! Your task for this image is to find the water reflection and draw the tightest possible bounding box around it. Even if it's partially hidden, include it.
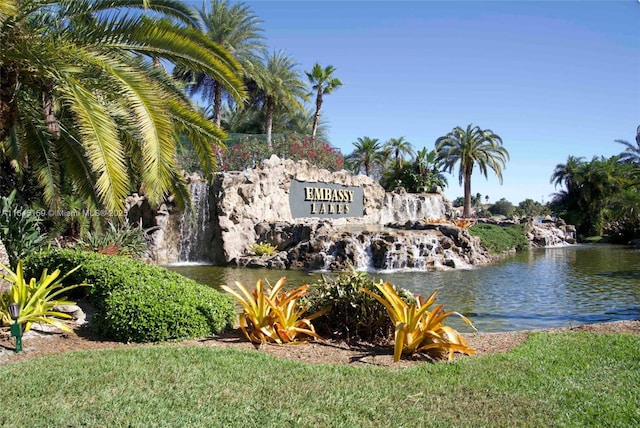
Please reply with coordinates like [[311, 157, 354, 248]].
[[168, 244, 640, 333]]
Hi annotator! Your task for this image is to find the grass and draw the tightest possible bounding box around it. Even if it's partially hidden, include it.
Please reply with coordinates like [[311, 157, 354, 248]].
[[468, 223, 530, 254], [1, 332, 638, 427]]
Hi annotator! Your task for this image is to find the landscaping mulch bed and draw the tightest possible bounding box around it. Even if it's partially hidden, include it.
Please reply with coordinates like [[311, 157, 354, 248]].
[[2, 319, 639, 367]]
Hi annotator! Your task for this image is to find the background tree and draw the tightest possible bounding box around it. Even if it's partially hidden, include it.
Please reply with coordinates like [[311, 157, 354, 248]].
[[516, 199, 546, 217], [550, 155, 635, 238], [345, 137, 384, 178], [471, 192, 483, 208], [383, 136, 414, 171], [173, 0, 265, 127], [306, 63, 342, 138], [488, 198, 515, 217], [615, 125, 640, 165], [382, 147, 447, 192], [436, 124, 509, 217], [253, 50, 307, 148], [551, 155, 585, 191]]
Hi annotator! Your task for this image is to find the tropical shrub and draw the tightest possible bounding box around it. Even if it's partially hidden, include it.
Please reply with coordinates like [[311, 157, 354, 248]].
[[0, 190, 47, 266], [251, 242, 277, 256], [306, 268, 414, 342], [22, 250, 235, 342], [222, 277, 326, 344], [360, 283, 476, 362], [0, 260, 86, 332], [73, 221, 148, 258], [219, 133, 345, 172]]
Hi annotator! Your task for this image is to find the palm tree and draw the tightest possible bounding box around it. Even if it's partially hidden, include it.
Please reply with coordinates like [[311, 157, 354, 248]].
[[275, 107, 329, 138], [615, 125, 640, 165], [345, 137, 384, 178], [173, 0, 265, 127], [0, 0, 245, 211], [253, 50, 307, 148], [436, 124, 509, 217], [305, 63, 342, 138], [550, 155, 586, 191], [383, 136, 415, 171]]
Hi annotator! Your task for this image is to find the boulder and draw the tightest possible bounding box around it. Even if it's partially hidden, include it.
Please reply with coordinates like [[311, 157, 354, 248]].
[[0, 238, 11, 292]]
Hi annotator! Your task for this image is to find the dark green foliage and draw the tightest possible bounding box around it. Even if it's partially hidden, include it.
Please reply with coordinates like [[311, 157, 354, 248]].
[[0, 189, 47, 266], [488, 198, 515, 217], [306, 268, 413, 341], [23, 250, 235, 343], [469, 223, 530, 254], [382, 148, 447, 193], [72, 221, 148, 258], [382, 163, 447, 193], [517, 198, 547, 217], [550, 153, 639, 238]]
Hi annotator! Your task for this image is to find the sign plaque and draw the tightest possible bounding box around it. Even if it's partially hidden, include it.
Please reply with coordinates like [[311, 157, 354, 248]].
[[289, 179, 364, 218]]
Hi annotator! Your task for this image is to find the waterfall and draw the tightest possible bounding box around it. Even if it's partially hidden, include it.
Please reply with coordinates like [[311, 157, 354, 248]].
[[314, 230, 470, 272], [352, 235, 374, 271], [178, 180, 212, 262], [382, 235, 443, 270], [379, 192, 449, 224], [320, 241, 336, 271]]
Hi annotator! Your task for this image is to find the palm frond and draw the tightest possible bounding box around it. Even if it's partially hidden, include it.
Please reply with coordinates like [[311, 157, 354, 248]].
[[62, 76, 128, 210]]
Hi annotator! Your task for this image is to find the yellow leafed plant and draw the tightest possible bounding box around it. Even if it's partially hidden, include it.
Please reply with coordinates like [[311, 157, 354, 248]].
[[0, 260, 87, 333], [360, 282, 476, 362], [221, 277, 327, 344]]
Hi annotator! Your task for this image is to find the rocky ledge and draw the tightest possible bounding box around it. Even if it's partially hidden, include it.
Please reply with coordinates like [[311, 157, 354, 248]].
[[236, 219, 492, 271]]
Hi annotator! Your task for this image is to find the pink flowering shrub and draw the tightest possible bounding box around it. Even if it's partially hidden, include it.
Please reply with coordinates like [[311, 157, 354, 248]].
[[219, 134, 345, 172]]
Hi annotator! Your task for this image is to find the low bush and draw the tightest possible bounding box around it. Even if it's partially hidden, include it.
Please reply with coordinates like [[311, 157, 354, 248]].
[[306, 268, 414, 342], [23, 250, 235, 342], [251, 242, 277, 257], [468, 223, 529, 253]]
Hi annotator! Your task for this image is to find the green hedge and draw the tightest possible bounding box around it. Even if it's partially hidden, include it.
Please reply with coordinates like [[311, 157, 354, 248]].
[[23, 250, 235, 343]]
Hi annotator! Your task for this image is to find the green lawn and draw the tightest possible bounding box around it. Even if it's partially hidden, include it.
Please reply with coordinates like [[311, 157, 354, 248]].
[[1, 332, 638, 427]]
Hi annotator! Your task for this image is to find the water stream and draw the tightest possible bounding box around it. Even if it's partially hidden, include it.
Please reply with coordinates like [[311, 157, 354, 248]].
[[168, 244, 640, 333]]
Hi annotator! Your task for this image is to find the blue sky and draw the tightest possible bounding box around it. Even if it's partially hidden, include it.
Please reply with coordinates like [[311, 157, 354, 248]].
[[189, 0, 639, 204]]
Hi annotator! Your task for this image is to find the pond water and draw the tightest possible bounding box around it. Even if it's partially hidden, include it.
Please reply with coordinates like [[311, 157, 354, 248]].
[[168, 244, 640, 333]]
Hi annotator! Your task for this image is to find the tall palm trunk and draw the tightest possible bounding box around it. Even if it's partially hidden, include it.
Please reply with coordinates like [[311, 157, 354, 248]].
[[0, 66, 19, 142], [42, 83, 60, 139], [311, 88, 323, 137], [265, 96, 275, 149], [213, 81, 222, 127], [463, 166, 473, 217]]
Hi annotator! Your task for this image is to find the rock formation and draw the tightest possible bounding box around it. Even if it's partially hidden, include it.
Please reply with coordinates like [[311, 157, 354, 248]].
[[527, 217, 577, 247], [127, 156, 576, 271]]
